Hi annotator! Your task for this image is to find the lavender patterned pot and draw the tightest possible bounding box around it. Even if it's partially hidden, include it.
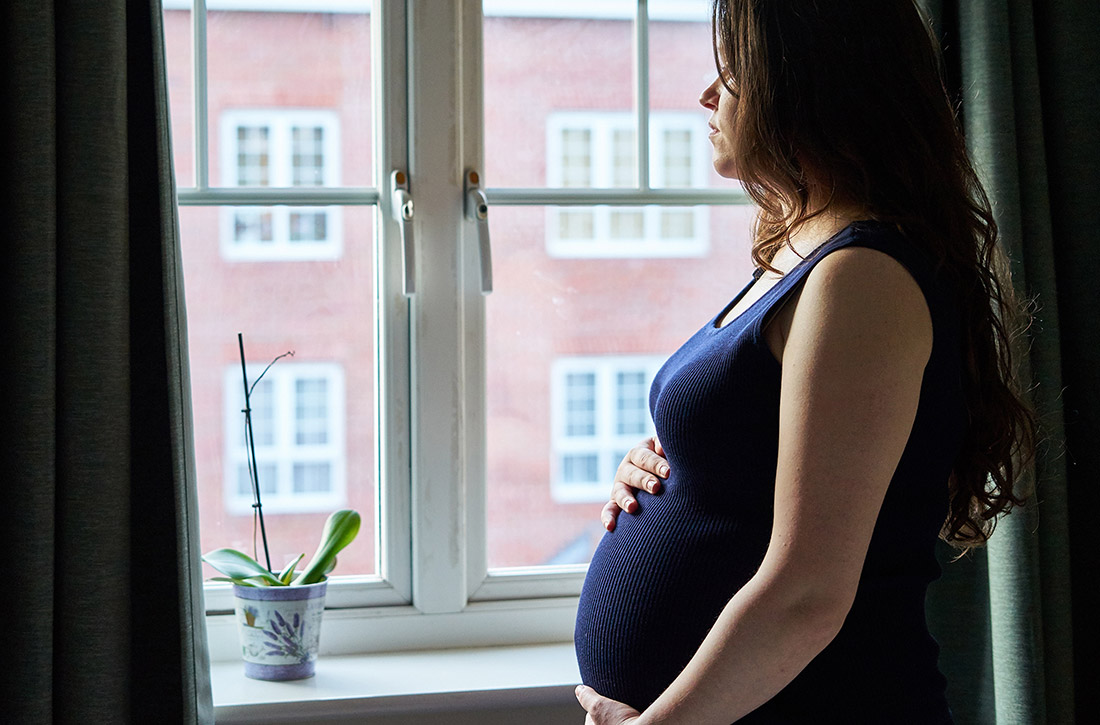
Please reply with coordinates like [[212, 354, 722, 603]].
[[233, 580, 327, 680]]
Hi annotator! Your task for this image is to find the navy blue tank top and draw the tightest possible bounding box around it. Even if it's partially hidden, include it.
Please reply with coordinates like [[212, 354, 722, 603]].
[[575, 221, 965, 723]]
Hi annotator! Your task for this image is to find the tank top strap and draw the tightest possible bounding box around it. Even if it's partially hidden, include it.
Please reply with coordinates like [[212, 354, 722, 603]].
[[748, 220, 941, 342]]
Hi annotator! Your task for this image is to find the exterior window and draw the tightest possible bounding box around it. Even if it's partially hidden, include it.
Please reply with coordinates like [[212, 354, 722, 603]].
[[551, 356, 665, 502], [546, 111, 711, 258], [224, 363, 345, 514], [219, 109, 342, 260]]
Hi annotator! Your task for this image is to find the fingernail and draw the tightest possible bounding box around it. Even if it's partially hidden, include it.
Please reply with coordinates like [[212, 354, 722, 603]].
[[603, 518, 612, 529], [625, 498, 635, 509], [659, 465, 670, 476]]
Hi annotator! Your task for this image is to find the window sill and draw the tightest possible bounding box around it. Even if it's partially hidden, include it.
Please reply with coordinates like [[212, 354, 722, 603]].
[[211, 642, 581, 723]]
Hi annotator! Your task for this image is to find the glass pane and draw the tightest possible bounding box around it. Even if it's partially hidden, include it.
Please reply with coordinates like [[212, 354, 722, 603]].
[[163, 4, 192, 187], [485, 204, 757, 569], [648, 3, 741, 190], [616, 371, 648, 435], [612, 129, 636, 187], [483, 1, 635, 188], [183, 205, 376, 578], [206, 4, 373, 187], [562, 454, 599, 484], [549, 205, 709, 256]]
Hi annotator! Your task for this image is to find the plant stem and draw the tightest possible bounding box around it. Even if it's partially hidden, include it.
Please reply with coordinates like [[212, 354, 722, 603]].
[[239, 332, 273, 573]]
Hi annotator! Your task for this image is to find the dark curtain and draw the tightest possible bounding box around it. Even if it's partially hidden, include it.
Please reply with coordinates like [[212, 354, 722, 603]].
[[0, 1, 213, 723], [921, 1, 1099, 723]]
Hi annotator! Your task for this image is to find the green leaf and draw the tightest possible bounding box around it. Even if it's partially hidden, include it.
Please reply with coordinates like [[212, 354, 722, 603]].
[[292, 510, 361, 585], [278, 553, 305, 585], [202, 548, 282, 586], [208, 576, 257, 587]]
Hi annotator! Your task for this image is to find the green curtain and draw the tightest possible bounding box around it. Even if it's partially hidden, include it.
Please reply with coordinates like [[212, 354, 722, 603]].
[[921, 0, 1100, 723], [0, 1, 213, 723]]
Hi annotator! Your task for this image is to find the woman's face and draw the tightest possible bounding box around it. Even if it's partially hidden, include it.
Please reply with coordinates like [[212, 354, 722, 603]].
[[699, 74, 740, 179]]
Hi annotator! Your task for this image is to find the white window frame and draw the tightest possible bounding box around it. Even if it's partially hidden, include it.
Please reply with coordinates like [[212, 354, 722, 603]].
[[219, 108, 344, 261], [223, 362, 347, 515], [546, 111, 711, 258], [172, 0, 749, 660], [551, 356, 664, 503]]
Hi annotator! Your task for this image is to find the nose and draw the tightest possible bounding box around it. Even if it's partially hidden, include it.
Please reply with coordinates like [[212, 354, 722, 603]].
[[699, 76, 720, 110]]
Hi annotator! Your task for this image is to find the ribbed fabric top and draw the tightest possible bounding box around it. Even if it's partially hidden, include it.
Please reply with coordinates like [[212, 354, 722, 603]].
[[574, 221, 965, 723]]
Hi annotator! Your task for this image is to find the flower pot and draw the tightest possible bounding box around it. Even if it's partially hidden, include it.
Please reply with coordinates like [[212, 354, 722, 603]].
[[232, 580, 328, 680]]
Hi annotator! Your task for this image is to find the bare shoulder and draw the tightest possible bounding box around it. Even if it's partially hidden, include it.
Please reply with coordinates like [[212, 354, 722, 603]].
[[786, 245, 933, 364]]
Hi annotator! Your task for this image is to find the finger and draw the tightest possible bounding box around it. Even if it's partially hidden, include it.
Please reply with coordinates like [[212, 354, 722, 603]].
[[628, 443, 671, 480], [610, 480, 639, 514], [575, 685, 607, 715], [653, 435, 665, 457], [601, 500, 621, 531], [627, 465, 662, 495], [575, 685, 640, 724]]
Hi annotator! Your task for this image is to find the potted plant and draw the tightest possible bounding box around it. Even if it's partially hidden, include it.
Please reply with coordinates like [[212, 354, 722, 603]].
[[202, 335, 360, 680], [203, 510, 360, 680]]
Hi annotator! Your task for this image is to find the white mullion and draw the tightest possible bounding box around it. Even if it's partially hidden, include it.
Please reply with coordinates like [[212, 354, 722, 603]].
[[408, 0, 469, 614], [634, 0, 650, 190], [193, 0, 210, 189], [460, 0, 490, 600], [487, 187, 747, 205], [374, 0, 412, 602]]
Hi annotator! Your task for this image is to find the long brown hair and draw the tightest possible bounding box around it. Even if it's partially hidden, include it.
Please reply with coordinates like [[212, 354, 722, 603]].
[[711, 0, 1036, 547]]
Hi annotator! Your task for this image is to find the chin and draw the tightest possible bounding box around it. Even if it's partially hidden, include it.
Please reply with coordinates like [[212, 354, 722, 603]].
[[712, 163, 740, 180]]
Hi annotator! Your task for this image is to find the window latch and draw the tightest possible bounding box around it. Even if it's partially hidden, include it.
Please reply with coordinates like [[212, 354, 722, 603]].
[[390, 169, 415, 296], [465, 169, 492, 294]]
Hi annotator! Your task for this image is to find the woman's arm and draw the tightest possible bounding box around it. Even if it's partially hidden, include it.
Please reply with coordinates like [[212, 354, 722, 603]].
[[578, 246, 933, 724]]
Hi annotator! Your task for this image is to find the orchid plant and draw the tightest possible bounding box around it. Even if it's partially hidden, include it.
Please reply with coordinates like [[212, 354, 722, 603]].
[[202, 334, 360, 587], [203, 508, 361, 587]]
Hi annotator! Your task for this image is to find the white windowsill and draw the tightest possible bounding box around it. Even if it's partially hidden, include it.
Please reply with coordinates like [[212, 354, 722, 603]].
[[212, 642, 581, 723]]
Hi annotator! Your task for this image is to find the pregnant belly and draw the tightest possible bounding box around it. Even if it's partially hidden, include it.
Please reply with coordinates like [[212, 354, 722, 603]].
[[574, 488, 768, 711]]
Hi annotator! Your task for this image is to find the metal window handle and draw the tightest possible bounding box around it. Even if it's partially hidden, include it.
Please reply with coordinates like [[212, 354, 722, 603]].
[[390, 169, 415, 296], [465, 169, 492, 294]]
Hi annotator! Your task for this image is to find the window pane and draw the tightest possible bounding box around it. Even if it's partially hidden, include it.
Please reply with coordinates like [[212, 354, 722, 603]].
[[181, 205, 376, 576], [561, 129, 593, 187], [662, 129, 694, 187], [609, 210, 644, 239], [163, 4, 192, 187], [616, 371, 648, 435], [233, 209, 275, 244], [236, 126, 271, 186], [238, 463, 277, 497], [562, 454, 599, 484], [204, 6, 372, 187], [484, 2, 634, 188], [295, 378, 328, 445], [646, 6, 741, 191], [559, 210, 594, 240], [486, 204, 757, 569], [565, 372, 597, 436], [293, 463, 332, 494], [612, 129, 635, 187], [549, 205, 708, 257], [291, 126, 326, 186], [241, 378, 275, 446], [289, 210, 328, 243], [660, 209, 695, 239]]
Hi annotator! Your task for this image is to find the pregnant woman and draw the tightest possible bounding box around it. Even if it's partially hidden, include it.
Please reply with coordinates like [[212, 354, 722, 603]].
[[574, 1, 1035, 723]]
